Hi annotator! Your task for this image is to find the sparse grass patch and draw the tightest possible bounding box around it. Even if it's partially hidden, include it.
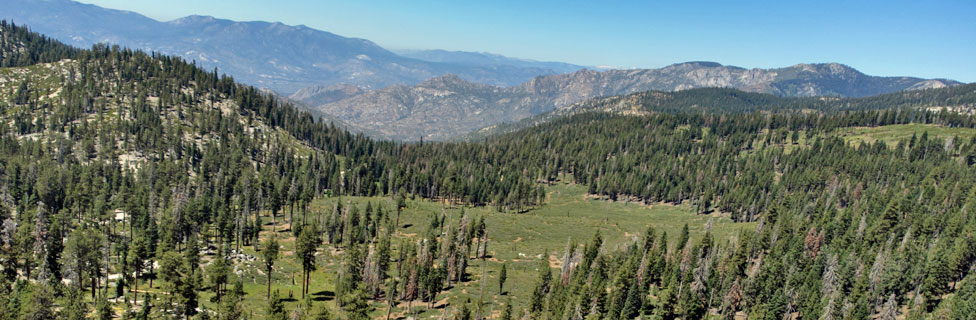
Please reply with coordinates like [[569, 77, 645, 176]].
[[838, 123, 976, 146]]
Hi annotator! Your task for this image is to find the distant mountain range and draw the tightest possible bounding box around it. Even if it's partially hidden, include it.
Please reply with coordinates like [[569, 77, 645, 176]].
[[1, 0, 586, 94], [468, 83, 976, 140], [3, 0, 964, 141], [302, 62, 962, 140]]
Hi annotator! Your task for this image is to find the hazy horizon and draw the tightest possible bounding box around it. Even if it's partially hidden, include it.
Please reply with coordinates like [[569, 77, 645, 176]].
[[71, 0, 976, 83]]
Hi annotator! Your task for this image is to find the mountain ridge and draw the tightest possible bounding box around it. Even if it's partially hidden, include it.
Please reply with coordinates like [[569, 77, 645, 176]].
[[1, 0, 587, 94], [307, 63, 963, 140]]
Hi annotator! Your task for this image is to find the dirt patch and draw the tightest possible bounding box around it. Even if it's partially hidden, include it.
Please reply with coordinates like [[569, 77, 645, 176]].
[[548, 255, 562, 268], [433, 297, 450, 309]]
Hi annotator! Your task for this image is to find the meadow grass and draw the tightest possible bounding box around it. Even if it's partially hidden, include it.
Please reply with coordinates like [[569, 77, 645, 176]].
[[837, 123, 976, 146], [164, 180, 755, 319]]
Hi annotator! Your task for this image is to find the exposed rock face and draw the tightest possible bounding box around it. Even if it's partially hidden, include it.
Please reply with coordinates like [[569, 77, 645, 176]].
[[288, 84, 364, 106], [311, 62, 962, 141], [318, 75, 544, 140]]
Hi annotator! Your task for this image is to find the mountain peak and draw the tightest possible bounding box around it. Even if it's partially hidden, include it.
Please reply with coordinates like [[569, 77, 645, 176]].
[[669, 61, 725, 68], [420, 74, 473, 87], [790, 62, 860, 75], [168, 15, 221, 25]]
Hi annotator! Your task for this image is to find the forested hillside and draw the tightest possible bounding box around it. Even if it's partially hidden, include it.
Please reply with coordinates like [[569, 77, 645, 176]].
[[470, 85, 976, 139], [2, 21, 976, 320]]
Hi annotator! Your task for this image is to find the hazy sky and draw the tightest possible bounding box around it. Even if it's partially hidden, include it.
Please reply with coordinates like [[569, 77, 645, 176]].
[[77, 0, 976, 82]]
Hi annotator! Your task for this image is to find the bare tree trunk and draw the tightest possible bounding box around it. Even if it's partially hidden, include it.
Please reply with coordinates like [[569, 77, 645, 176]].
[[134, 271, 139, 303]]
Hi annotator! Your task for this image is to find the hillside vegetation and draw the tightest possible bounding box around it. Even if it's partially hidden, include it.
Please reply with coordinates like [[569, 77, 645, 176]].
[[470, 84, 976, 139], [2, 21, 976, 320]]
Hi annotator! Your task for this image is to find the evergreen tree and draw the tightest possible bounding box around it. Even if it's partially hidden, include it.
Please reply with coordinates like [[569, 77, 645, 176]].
[[217, 280, 245, 320], [530, 255, 553, 313], [18, 283, 57, 320], [342, 287, 371, 320], [499, 262, 508, 295], [267, 290, 287, 320], [500, 299, 513, 320], [922, 243, 954, 308], [60, 287, 88, 320], [208, 248, 231, 302], [263, 236, 280, 297], [95, 293, 113, 320], [950, 274, 976, 320], [295, 225, 321, 298]]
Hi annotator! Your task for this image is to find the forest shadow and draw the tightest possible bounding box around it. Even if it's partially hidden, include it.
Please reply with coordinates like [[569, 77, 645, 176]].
[[311, 290, 335, 301]]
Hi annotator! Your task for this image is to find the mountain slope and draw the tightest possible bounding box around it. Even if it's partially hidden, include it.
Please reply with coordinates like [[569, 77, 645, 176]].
[[288, 84, 365, 107], [1, 0, 583, 94], [313, 62, 963, 141], [318, 75, 544, 140], [527, 61, 961, 98], [469, 84, 976, 139]]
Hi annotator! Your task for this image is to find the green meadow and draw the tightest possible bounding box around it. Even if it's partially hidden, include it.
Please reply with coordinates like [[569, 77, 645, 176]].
[[125, 180, 752, 319]]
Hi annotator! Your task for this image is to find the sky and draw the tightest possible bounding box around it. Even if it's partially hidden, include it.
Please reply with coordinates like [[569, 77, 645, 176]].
[[77, 0, 976, 82]]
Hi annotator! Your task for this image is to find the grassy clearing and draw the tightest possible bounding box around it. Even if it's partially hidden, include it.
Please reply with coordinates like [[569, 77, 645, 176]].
[[145, 180, 752, 319], [756, 123, 976, 155], [837, 123, 976, 146]]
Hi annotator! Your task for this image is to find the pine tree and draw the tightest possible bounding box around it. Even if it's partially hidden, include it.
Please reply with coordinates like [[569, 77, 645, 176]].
[[127, 234, 150, 301], [499, 262, 508, 295], [530, 255, 552, 313], [343, 287, 371, 320], [268, 290, 287, 320], [312, 303, 335, 320], [457, 302, 472, 320], [18, 283, 57, 320], [60, 287, 88, 320], [95, 293, 113, 320], [217, 280, 245, 320], [922, 243, 953, 308], [180, 240, 201, 320], [950, 274, 976, 320], [208, 248, 230, 302], [263, 236, 280, 297], [620, 281, 642, 319], [500, 299, 513, 320], [296, 225, 321, 298]]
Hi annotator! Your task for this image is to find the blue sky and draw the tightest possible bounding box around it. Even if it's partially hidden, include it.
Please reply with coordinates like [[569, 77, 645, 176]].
[[78, 0, 976, 82]]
